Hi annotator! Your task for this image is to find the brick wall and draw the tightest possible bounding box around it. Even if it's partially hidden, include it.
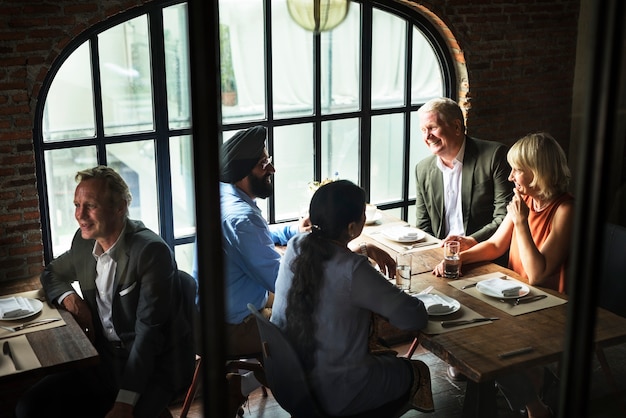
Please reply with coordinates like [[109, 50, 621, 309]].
[[404, 0, 580, 148], [0, 0, 151, 286], [0, 0, 581, 285]]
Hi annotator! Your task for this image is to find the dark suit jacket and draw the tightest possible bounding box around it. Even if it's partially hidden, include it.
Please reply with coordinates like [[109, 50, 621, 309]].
[[41, 219, 195, 399], [414, 136, 512, 242]]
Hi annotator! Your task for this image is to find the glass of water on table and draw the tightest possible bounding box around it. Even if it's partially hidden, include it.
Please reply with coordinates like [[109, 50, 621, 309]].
[[395, 252, 412, 292], [443, 241, 460, 279]]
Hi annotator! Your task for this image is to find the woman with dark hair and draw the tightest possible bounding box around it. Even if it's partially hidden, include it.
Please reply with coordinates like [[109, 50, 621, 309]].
[[271, 180, 433, 416]]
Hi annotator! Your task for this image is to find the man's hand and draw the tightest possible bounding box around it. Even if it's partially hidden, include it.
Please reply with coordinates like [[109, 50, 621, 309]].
[[442, 235, 477, 252], [105, 402, 134, 418], [298, 215, 312, 233], [61, 293, 95, 343]]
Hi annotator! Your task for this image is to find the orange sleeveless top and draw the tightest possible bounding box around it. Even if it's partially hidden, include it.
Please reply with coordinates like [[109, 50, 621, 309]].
[[508, 192, 574, 293]]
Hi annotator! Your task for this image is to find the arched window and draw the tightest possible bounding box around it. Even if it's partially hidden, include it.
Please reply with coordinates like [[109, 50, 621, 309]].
[[34, 0, 454, 273]]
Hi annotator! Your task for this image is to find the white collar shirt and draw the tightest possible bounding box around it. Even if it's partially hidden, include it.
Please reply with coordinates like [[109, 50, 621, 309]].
[[437, 139, 466, 237], [92, 225, 125, 342]]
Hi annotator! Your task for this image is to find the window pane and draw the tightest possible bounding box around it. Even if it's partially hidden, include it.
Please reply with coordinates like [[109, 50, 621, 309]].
[[164, 3, 192, 129], [370, 113, 404, 202], [170, 135, 195, 238], [321, 118, 359, 184], [175, 242, 195, 276], [411, 26, 443, 103], [409, 110, 432, 199], [219, 0, 266, 122], [321, 5, 360, 115], [106, 141, 159, 234], [272, 0, 314, 118], [44, 147, 98, 257], [371, 9, 406, 109], [274, 124, 314, 220], [43, 42, 95, 142], [99, 15, 154, 135]]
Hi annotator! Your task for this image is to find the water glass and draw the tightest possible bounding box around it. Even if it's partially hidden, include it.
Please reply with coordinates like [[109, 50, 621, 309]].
[[396, 252, 412, 291], [443, 241, 460, 279]]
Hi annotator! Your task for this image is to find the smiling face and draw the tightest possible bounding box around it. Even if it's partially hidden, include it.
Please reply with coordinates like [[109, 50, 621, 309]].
[[419, 110, 464, 163], [74, 178, 126, 251], [508, 165, 535, 196]]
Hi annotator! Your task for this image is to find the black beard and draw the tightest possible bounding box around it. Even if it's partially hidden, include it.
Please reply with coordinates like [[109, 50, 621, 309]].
[[248, 172, 273, 199]]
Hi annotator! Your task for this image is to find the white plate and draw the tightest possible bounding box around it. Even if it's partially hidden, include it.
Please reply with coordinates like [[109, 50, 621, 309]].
[[382, 226, 426, 243], [476, 280, 530, 299], [414, 293, 461, 316], [365, 211, 383, 225], [1, 298, 43, 321]]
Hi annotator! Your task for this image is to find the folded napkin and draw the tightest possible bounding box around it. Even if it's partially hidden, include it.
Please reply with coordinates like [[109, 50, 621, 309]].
[[415, 294, 454, 314], [0, 297, 35, 319], [383, 226, 421, 241], [478, 277, 522, 297]]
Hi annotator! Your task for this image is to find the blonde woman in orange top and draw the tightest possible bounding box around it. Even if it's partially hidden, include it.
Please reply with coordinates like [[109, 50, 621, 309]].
[[435, 131, 574, 293], [434, 132, 574, 418]]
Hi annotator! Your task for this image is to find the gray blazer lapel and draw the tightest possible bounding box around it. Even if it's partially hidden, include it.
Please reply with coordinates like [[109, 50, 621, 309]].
[[431, 167, 445, 237], [461, 137, 478, 230]]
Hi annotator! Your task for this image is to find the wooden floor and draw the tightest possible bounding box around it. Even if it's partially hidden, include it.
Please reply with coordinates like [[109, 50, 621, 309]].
[[168, 341, 626, 418]]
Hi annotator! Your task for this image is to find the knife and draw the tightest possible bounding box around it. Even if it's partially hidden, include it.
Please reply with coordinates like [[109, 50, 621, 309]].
[[461, 282, 477, 290], [5, 318, 61, 332], [441, 317, 499, 328], [515, 294, 548, 305]]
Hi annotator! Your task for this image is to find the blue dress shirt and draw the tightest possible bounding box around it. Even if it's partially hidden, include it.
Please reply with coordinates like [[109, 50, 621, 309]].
[[193, 182, 298, 324]]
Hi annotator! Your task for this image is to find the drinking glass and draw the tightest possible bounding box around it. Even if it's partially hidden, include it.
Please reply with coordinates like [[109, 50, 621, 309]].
[[396, 252, 412, 291], [443, 241, 460, 279]]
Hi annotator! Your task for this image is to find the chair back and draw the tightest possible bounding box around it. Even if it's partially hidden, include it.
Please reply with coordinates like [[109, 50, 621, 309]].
[[178, 270, 201, 351], [247, 304, 328, 418], [598, 223, 626, 317]]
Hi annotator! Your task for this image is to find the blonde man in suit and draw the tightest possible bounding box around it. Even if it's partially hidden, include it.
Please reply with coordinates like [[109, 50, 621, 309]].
[[17, 166, 195, 418], [415, 98, 512, 380]]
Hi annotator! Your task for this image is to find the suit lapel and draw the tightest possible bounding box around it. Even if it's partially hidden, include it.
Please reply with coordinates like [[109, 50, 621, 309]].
[[461, 137, 477, 228], [428, 159, 445, 237]]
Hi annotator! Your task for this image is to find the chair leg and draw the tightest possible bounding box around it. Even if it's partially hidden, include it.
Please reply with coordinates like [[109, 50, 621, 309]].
[[180, 355, 203, 418], [595, 346, 619, 392], [404, 337, 419, 359]]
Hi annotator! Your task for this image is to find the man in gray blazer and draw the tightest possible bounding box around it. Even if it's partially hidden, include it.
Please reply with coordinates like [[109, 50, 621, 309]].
[[16, 166, 195, 418], [415, 98, 512, 381], [415, 98, 512, 251]]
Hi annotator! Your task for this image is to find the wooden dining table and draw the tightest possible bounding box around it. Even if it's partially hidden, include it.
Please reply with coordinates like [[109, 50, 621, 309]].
[[0, 289, 99, 416], [358, 213, 626, 417]]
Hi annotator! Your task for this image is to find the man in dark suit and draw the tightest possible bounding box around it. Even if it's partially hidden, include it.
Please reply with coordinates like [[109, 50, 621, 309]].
[[16, 166, 195, 418], [415, 97, 512, 251], [415, 98, 512, 381]]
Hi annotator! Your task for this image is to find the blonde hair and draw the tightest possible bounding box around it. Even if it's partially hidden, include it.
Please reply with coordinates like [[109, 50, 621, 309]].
[[75, 165, 132, 216], [417, 97, 465, 132], [507, 132, 570, 200]]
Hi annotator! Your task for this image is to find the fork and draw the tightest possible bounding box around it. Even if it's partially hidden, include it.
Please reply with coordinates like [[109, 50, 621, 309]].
[[403, 241, 437, 250]]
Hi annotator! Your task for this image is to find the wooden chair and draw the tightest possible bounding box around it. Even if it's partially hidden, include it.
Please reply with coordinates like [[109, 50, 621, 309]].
[[596, 222, 626, 395], [247, 304, 413, 418], [177, 270, 267, 418]]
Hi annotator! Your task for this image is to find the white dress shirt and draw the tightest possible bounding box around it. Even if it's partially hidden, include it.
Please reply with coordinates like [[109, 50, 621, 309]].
[[437, 139, 466, 237]]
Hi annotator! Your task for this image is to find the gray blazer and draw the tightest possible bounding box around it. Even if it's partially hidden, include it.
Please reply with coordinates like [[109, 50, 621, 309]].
[[414, 136, 512, 242], [41, 219, 195, 398]]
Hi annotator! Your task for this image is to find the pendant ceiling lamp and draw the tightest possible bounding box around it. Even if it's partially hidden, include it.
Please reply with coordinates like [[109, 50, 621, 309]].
[[287, 0, 350, 33]]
